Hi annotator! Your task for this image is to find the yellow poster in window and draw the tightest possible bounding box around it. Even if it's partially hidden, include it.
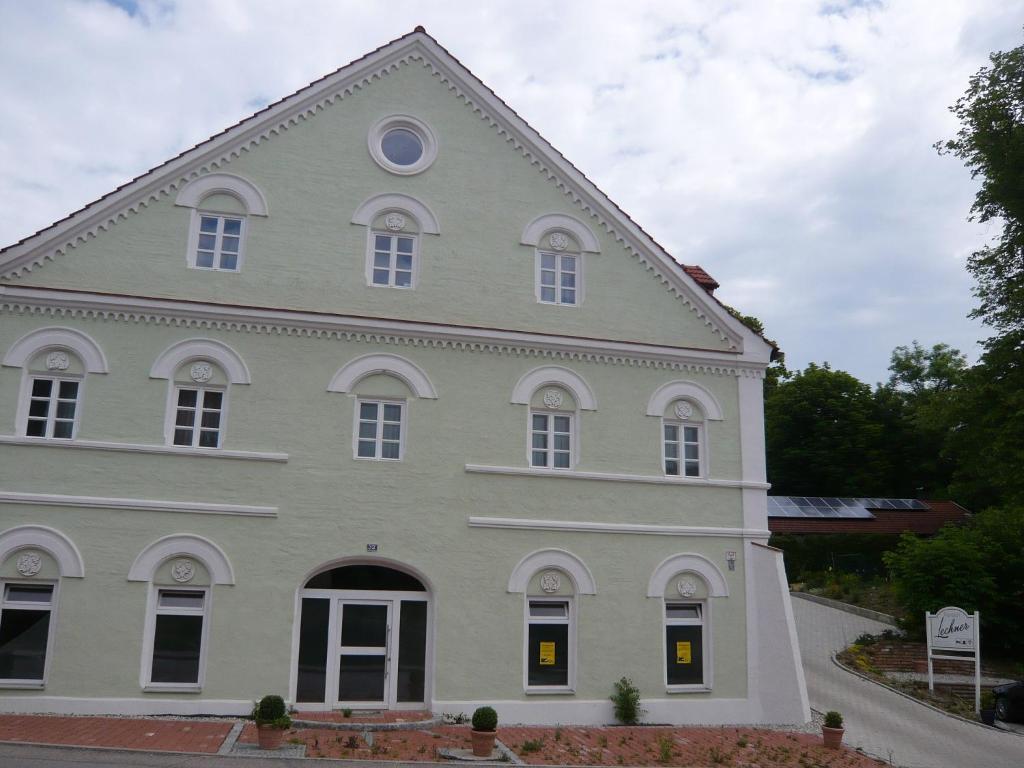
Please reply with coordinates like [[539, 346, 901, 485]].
[[539, 641, 556, 666], [675, 641, 692, 664]]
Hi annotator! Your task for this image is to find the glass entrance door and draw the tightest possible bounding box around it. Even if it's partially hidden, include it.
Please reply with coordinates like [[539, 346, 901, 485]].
[[337, 600, 391, 706]]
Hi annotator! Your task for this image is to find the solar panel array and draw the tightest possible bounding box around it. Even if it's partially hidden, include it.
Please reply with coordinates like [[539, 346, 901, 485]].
[[767, 497, 928, 519]]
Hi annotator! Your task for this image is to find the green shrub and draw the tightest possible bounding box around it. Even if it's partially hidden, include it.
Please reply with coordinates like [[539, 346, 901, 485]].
[[520, 738, 544, 754], [253, 694, 292, 728], [824, 711, 843, 728], [610, 677, 644, 725], [472, 706, 498, 732]]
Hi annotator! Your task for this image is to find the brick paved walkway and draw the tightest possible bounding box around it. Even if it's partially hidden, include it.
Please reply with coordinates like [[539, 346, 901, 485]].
[[0, 714, 232, 753]]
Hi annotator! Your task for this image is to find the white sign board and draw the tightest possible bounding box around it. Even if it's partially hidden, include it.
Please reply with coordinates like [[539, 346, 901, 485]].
[[929, 606, 976, 651], [925, 606, 981, 714]]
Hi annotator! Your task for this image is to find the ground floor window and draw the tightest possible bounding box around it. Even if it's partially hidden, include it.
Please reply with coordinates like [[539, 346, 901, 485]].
[[665, 602, 705, 687], [147, 588, 208, 686], [526, 598, 572, 690], [0, 583, 55, 683]]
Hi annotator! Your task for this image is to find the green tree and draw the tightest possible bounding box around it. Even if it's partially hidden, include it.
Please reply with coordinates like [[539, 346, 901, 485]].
[[885, 506, 1024, 655], [765, 363, 889, 496], [937, 37, 1024, 333]]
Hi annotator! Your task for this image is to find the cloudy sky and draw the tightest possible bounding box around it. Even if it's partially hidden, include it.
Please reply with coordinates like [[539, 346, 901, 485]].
[[1, 0, 1021, 383]]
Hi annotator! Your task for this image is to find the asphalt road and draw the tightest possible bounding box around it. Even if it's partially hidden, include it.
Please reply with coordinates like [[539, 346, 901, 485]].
[[791, 595, 1023, 768]]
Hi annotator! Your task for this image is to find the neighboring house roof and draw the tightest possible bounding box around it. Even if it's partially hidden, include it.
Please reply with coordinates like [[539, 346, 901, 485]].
[[0, 27, 772, 363], [767, 496, 970, 535]]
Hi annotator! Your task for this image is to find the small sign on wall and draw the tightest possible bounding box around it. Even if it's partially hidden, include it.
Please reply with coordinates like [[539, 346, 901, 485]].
[[676, 641, 692, 664], [539, 641, 556, 666], [366, 544, 378, 552]]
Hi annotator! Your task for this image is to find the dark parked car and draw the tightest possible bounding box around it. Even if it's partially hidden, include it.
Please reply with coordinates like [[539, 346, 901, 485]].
[[993, 680, 1024, 723]]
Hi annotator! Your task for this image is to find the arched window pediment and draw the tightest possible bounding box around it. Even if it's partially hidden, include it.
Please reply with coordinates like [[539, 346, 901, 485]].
[[175, 173, 269, 217], [327, 353, 437, 399]]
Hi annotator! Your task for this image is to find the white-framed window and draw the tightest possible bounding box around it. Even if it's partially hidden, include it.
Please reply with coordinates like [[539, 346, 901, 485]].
[[172, 387, 224, 448], [664, 601, 708, 690], [530, 412, 572, 469], [0, 582, 57, 686], [664, 422, 702, 477], [367, 115, 439, 176], [189, 213, 245, 271], [370, 232, 416, 288], [144, 587, 210, 689], [536, 251, 579, 305], [524, 597, 574, 691], [355, 399, 404, 460], [23, 377, 80, 439]]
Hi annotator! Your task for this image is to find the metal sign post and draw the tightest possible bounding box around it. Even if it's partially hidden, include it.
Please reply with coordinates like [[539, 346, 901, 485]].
[[926, 606, 981, 714]]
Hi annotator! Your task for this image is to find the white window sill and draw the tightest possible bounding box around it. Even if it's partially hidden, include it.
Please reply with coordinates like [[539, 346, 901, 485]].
[[0, 680, 45, 690], [666, 684, 711, 694], [524, 686, 575, 695], [143, 684, 202, 694], [0, 435, 287, 462]]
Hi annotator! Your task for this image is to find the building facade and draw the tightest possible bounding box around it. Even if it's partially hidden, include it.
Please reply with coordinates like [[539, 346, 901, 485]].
[[0, 29, 808, 725]]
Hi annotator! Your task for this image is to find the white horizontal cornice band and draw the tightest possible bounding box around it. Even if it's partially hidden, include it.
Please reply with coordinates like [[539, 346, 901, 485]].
[[0, 287, 765, 378], [464, 464, 771, 489], [0, 434, 287, 462], [468, 516, 770, 538], [0, 490, 277, 517]]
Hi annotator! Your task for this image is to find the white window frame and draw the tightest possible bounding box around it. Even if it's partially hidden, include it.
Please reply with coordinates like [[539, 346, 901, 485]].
[[365, 231, 419, 289], [19, 375, 83, 441], [528, 410, 576, 470], [662, 420, 705, 478], [522, 595, 576, 694], [166, 384, 228, 449], [535, 250, 583, 306], [185, 210, 247, 272], [353, 399, 406, 461], [0, 580, 59, 689], [141, 584, 211, 692], [663, 599, 712, 692]]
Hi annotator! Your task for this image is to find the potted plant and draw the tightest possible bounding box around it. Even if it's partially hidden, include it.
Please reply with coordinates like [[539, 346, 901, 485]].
[[822, 710, 844, 749], [252, 694, 292, 750], [980, 690, 997, 726], [470, 706, 498, 757]]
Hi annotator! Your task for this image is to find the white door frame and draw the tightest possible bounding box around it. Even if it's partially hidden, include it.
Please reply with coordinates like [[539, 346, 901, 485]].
[[292, 588, 431, 711]]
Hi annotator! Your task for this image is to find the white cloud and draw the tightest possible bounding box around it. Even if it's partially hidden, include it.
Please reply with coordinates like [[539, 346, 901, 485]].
[[0, 0, 1020, 381]]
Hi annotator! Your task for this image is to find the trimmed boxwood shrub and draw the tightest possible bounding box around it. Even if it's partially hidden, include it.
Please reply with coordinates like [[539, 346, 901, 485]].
[[471, 706, 498, 731]]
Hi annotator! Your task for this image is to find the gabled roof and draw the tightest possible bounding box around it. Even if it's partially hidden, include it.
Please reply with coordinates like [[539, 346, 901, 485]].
[[0, 28, 771, 361]]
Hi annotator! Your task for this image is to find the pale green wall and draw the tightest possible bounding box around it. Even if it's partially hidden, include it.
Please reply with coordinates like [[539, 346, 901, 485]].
[[0, 54, 759, 710], [5, 62, 730, 353]]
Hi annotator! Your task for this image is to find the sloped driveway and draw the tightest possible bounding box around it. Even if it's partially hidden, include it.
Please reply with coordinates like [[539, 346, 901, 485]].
[[792, 595, 1023, 767]]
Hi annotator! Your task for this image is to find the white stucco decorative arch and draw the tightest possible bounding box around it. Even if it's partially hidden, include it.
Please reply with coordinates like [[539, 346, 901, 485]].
[[149, 339, 252, 385], [175, 173, 269, 216], [351, 193, 441, 235], [3, 326, 109, 374], [647, 553, 729, 598], [521, 213, 600, 253], [507, 548, 597, 595], [0, 524, 85, 578], [327, 353, 438, 399], [510, 365, 597, 411], [646, 380, 724, 421], [128, 534, 235, 585]]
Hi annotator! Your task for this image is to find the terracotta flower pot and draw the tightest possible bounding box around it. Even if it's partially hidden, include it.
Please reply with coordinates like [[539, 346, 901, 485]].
[[470, 728, 497, 757], [257, 724, 286, 751], [821, 725, 844, 749]]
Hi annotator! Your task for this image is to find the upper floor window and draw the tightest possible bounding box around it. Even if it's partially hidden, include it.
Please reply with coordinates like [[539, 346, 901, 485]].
[[368, 115, 438, 176], [663, 400, 705, 478], [175, 173, 268, 273], [535, 231, 582, 306], [530, 412, 572, 469], [193, 214, 243, 271], [25, 377, 80, 439], [371, 232, 415, 288], [172, 386, 223, 448], [355, 399, 404, 460]]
